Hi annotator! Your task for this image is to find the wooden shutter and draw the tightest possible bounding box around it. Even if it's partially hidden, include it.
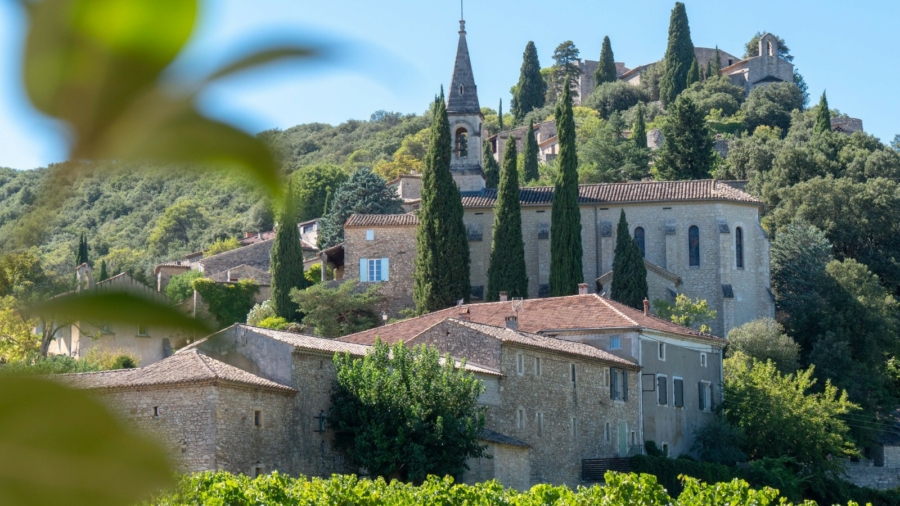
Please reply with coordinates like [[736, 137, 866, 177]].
[[657, 376, 667, 405], [698, 382, 705, 410], [610, 368, 617, 400], [381, 258, 389, 281], [674, 378, 684, 407], [623, 370, 628, 401], [359, 258, 368, 282]]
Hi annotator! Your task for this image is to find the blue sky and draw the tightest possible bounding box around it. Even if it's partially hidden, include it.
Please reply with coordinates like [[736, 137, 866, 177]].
[[1, 0, 898, 170]]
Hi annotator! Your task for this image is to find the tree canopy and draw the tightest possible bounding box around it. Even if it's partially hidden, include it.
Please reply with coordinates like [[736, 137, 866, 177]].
[[270, 183, 308, 321], [659, 2, 695, 106], [291, 281, 382, 338], [487, 135, 527, 301], [512, 41, 547, 123], [654, 95, 715, 180], [549, 85, 583, 296], [594, 36, 617, 86], [317, 168, 404, 249], [610, 210, 647, 310], [546, 41, 582, 104]]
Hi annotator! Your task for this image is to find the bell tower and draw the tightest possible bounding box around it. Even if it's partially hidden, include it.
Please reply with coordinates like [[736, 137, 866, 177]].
[[446, 17, 485, 193]]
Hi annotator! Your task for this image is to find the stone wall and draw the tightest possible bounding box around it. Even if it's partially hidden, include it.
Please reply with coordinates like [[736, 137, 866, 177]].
[[831, 117, 864, 135], [844, 460, 900, 490], [48, 320, 172, 366], [463, 442, 531, 491], [344, 224, 418, 316]]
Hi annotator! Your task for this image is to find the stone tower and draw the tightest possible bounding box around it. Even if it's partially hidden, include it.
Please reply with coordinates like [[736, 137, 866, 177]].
[[446, 18, 485, 193]]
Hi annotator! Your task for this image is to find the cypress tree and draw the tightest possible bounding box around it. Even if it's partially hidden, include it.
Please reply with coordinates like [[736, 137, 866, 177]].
[[498, 99, 504, 132], [814, 91, 832, 135], [483, 141, 500, 189], [549, 85, 583, 296], [513, 41, 547, 122], [594, 36, 617, 86], [76, 232, 89, 266], [705, 60, 714, 80], [632, 103, 648, 150], [714, 46, 722, 71], [413, 91, 471, 313], [654, 95, 715, 180], [522, 120, 540, 183], [487, 136, 528, 301], [610, 210, 648, 310], [686, 58, 700, 87], [98, 259, 109, 282], [271, 183, 309, 321], [659, 2, 695, 107]]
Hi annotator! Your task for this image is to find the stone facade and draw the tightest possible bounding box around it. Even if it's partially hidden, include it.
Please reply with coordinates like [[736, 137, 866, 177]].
[[463, 439, 530, 491], [844, 460, 900, 490], [488, 121, 558, 166], [831, 117, 864, 135], [721, 34, 794, 96]]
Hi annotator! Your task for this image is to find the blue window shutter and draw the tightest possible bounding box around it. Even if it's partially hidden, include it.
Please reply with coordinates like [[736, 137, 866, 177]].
[[623, 371, 628, 401], [360, 258, 368, 282], [381, 258, 389, 281]]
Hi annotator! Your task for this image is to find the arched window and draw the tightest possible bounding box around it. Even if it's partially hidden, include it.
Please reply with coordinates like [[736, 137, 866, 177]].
[[735, 227, 744, 268], [634, 227, 645, 258], [455, 128, 468, 158], [688, 225, 700, 267]]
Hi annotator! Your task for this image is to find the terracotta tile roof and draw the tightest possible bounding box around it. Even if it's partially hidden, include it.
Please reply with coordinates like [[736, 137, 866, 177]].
[[479, 428, 530, 447], [344, 214, 419, 228], [440, 319, 637, 368], [462, 180, 761, 208], [339, 294, 723, 346], [58, 350, 296, 393]]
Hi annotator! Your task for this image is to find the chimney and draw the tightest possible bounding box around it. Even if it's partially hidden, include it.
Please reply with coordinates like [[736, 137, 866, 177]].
[[505, 314, 518, 331], [458, 306, 470, 322], [643, 298, 650, 316], [578, 283, 588, 295], [245, 231, 254, 238], [499, 291, 508, 302]]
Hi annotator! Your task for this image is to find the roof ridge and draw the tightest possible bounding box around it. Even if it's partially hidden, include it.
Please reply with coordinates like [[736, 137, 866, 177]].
[[193, 350, 218, 378], [591, 294, 640, 326]]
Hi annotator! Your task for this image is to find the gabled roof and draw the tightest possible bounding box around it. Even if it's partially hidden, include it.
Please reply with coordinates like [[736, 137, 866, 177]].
[[480, 428, 530, 448], [209, 264, 272, 285], [461, 180, 761, 208], [58, 350, 296, 393], [339, 293, 723, 346], [446, 20, 480, 115], [345, 214, 419, 228]]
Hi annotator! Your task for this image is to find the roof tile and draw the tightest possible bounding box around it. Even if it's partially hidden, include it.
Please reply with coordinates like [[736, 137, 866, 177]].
[[344, 214, 419, 228]]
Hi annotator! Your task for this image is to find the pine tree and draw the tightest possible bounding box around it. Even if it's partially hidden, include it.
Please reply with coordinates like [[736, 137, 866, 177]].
[[632, 103, 648, 150], [594, 36, 617, 86], [522, 120, 540, 183], [316, 168, 404, 249], [98, 259, 108, 282], [549, 85, 583, 296], [814, 91, 832, 135], [547, 41, 582, 104], [659, 2, 695, 107], [498, 99, 504, 132], [413, 91, 471, 313], [513, 41, 547, 122], [686, 58, 700, 87], [610, 210, 648, 310], [483, 141, 500, 189], [654, 95, 715, 180], [487, 136, 527, 301], [271, 183, 309, 321]]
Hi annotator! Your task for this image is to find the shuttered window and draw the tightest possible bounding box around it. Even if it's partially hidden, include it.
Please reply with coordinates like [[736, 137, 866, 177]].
[[360, 258, 389, 282], [674, 378, 684, 407], [657, 376, 668, 405]]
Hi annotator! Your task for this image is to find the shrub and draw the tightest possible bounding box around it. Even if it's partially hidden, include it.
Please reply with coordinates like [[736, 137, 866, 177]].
[[191, 278, 260, 328], [584, 80, 649, 119], [203, 237, 241, 257], [256, 316, 289, 331], [246, 300, 276, 326], [164, 270, 202, 304]]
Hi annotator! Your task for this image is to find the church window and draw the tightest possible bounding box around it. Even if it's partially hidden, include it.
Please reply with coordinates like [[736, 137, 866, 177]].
[[688, 226, 700, 266], [634, 227, 645, 258], [455, 128, 468, 158], [735, 227, 744, 268]]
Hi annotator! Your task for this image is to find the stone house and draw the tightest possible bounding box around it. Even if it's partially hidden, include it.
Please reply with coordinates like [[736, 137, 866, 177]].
[[387, 173, 422, 212], [46, 265, 179, 366], [720, 34, 794, 96], [486, 121, 559, 166]]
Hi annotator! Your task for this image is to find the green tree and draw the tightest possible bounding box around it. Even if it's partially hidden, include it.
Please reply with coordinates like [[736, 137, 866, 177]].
[[813, 91, 832, 135], [610, 210, 648, 310], [726, 318, 800, 374], [487, 137, 527, 301], [594, 36, 617, 86], [546, 41, 582, 103], [413, 92, 471, 313], [579, 112, 649, 183], [246, 299, 276, 326], [191, 278, 260, 328], [722, 357, 858, 476], [633, 102, 648, 150], [690, 418, 746, 465], [704, 60, 714, 80], [498, 99, 504, 132], [653, 294, 716, 333], [741, 82, 804, 134], [743, 32, 793, 61], [659, 2, 695, 106], [583, 80, 648, 120], [204, 237, 241, 257], [76, 232, 89, 266], [482, 141, 500, 189], [97, 259, 108, 282], [164, 270, 203, 303], [291, 164, 348, 223], [686, 58, 700, 87], [549, 85, 583, 296], [512, 41, 547, 123], [147, 199, 208, 256], [715, 126, 782, 180], [246, 199, 275, 233], [680, 75, 745, 117], [522, 120, 540, 183], [291, 281, 382, 338], [317, 168, 404, 249], [329, 340, 487, 482], [270, 184, 308, 321], [654, 95, 715, 180]]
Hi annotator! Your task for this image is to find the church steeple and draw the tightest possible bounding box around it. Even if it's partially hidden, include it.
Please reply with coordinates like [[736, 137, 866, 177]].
[[447, 18, 480, 115]]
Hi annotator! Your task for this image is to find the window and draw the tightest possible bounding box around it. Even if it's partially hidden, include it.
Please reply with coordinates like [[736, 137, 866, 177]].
[[455, 128, 468, 158], [634, 227, 645, 258], [537, 412, 544, 436], [699, 381, 712, 411], [534, 357, 542, 377], [516, 408, 525, 429], [153, 406, 159, 417], [658, 342, 666, 361], [662, 443, 669, 457], [359, 258, 389, 282], [101, 322, 112, 333], [365, 229, 374, 241], [137, 324, 148, 336], [609, 336, 621, 350], [631, 431, 636, 446], [689, 225, 700, 267], [657, 375, 668, 405], [605, 422, 610, 441], [252, 465, 264, 478], [570, 363, 577, 387], [674, 378, 684, 407], [700, 353, 707, 368], [516, 353, 524, 375], [610, 368, 628, 401], [571, 417, 577, 438], [254, 410, 262, 427], [735, 227, 744, 268]]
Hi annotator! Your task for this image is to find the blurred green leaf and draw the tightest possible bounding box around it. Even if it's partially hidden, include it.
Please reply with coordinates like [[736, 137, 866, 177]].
[[205, 46, 317, 83], [28, 291, 212, 335], [0, 376, 173, 505]]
